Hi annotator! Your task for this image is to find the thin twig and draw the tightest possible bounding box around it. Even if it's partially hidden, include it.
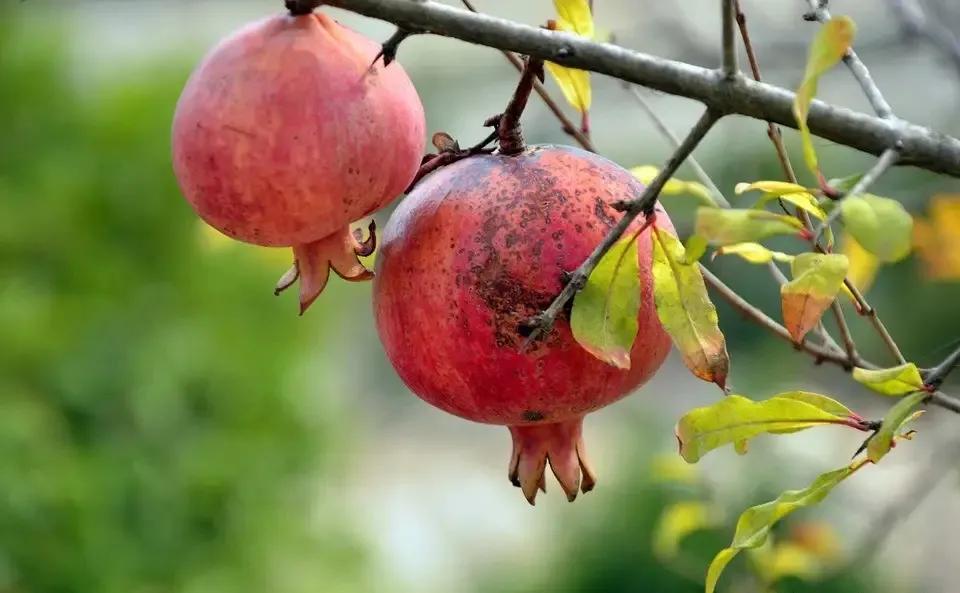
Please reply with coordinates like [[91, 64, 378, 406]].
[[812, 145, 903, 241], [521, 109, 722, 343], [924, 343, 960, 390], [625, 86, 730, 207], [459, 0, 596, 152], [324, 0, 960, 177], [721, 0, 738, 77], [886, 0, 960, 81]]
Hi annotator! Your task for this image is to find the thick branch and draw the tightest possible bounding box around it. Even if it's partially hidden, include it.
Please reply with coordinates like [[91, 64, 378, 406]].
[[324, 0, 960, 177], [924, 343, 960, 391]]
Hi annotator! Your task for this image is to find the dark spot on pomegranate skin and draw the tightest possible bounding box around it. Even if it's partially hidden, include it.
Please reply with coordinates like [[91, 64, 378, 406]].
[[522, 410, 546, 422], [593, 198, 617, 228], [469, 252, 554, 350]]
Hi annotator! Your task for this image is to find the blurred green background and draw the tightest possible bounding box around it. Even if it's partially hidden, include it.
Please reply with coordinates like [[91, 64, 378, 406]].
[[2, 2, 959, 593]]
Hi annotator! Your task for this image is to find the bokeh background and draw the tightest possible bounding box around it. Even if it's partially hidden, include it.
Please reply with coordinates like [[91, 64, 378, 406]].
[[3, 1, 960, 592]]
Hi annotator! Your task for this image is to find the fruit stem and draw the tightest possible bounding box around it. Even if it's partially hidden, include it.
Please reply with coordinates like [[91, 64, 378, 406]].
[[497, 56, 544, 155], [285, 0, 322, 16]]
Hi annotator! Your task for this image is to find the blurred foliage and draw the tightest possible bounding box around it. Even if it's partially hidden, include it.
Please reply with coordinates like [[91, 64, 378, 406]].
[[0, 12, 367, 593]]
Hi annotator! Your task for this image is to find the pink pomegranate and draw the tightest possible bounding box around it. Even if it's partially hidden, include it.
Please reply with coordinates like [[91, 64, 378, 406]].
[[172, 11, 425, 312], [373, 145, 672, 503]]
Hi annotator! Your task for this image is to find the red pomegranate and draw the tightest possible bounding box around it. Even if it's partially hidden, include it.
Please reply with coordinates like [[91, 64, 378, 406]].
[[172, 10, 425, 312], [373, 144, 672, 503]]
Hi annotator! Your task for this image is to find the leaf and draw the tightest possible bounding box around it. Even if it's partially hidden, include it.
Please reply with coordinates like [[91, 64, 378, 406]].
[[793, 16, 857, 175], [756, 192, 828, 221], [706, 463, 862, 593], [735, 181, 811, 197], [653, 502, 717, 560], [714, 242, 794, 265], [774, 391, 855, 418], [781, 253, 849, 342], [841, 232, 879, 293], [752, 541, 823, 584], [841, 194, 913, 263], [826, 173, 864, 194], [675, 394, 851, 463], [631, 166, 717, 207], [544, 62, 591, 113], [868, 391, 927, 462], [695, 208, 804, 246], [852, 363, 924, 396], [683, 234, 709, 264], [651, 227, 729, 388], [571, 236, 640, 369], [553, 0, 594, 38], [913, 194, 960, 281]]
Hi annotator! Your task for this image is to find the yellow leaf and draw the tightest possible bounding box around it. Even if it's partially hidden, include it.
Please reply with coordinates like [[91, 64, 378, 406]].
[[695, 208, 804, 246], [653, 502, 718, 560], [630, 166, 717, 207], [852, 363, 924, 396], [651, 227, 729, 388], [765, 192, 828, 221], [714, 242, 795, 265], [914, 194, 960, 281], [841, 233, 879, 293], [867, 391, 926, 462], [544, 61, 591, 113], [735, 181, 811, 196], [781, 253, 849, 342], [793, 17, 857, 175], [752, 542, 822, 584], [553, 0, 594, 38]]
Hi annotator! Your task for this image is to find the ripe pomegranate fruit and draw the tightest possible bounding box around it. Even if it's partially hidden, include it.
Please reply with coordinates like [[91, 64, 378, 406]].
[[373, 144, 673, 503], [172, 10, 425, 312]]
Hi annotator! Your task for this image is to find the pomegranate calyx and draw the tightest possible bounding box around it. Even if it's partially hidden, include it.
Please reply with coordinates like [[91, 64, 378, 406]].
[[508, 417, 597, 505], [278, 224, 376, 315]]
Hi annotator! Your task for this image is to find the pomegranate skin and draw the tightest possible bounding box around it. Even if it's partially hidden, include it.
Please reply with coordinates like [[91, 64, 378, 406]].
[[172, 12, 425, 311], [373, 145, 673, 502]]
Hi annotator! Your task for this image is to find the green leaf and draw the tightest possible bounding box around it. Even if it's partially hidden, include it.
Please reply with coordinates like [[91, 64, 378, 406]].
[[756, 192, 828, 221], [682, 234, 710, 264], [571, 236, 640, 369], [653, 501, 718, 560], [774, 391, 855, 418], [652, 227, 730, 388], [714, 242, 794, 265], [793, 16, 857, 175], [631, 166, 717, 207], [735, 181, 811, 197], [695, 208, 804, 246], [852, 363, 924, 397], [705, 463, 862, 593], [827, 173, 864, 194], [868, 391, 927, 463], [781, 253, 849, 342], [675, 394, 850, 463], [841, 194, 913, 262]]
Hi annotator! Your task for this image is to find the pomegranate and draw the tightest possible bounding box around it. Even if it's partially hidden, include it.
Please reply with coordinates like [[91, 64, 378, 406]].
[[172, 10, 425, 312], [373, 144, 672, 503]]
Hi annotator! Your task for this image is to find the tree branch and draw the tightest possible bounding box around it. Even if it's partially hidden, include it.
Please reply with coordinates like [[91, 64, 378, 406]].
[[721, 0, 738, 77], [324, 0, 960, 177], [924, 343, 960, 391], [520, 109, 721, 343]]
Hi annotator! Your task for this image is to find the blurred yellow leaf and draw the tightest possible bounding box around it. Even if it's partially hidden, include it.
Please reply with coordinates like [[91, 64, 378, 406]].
[[781, 253, 849, 343], [675, 394, 852, 463], [571, 236, 640, 369], [631, 166, 717, 207], [793, 17, 857, 175], [852, 363, 924, 396], [553, 0, 594, 38], [547, 0, 593, 114], [841, 233, 878, 293], [650, 453, 700, 485], [841, 194, 913, 263], [763, 192, 828, 221], [735, 181, 810, 196], [751, 542, 822, 584], [714, 242, 794, 265], [706, 462, 863, 593], [914, 195, 960, 280], [652, 227, 729, 388], [654, 502, 718, 560], [695, 208, 804, 246], [788, 521, 842, 560]]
